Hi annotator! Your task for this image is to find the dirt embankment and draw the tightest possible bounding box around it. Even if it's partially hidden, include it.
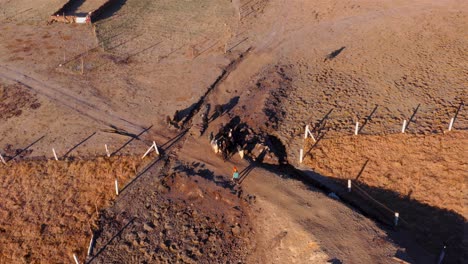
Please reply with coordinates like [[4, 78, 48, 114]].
[[88, 158, 253, 264]]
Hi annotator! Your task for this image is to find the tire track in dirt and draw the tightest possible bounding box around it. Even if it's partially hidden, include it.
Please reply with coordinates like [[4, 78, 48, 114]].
[[0, 64, 146, 134]]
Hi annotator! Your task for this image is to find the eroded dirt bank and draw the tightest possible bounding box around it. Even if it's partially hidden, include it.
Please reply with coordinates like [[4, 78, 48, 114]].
[[89, 161, 253, 263]]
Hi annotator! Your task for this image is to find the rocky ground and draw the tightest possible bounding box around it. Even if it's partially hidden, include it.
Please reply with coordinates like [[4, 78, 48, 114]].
[[89, 162, 253, 264]]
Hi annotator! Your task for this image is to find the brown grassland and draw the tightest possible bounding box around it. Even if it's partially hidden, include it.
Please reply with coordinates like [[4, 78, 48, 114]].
[[0, 155, 153, 263], [304, 131, 467, 253], [304, 132, 467, 218]]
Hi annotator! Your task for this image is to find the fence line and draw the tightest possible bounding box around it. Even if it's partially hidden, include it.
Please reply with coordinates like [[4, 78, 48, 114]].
[[302, 102, 464, 141], [352, 182, 409, 226], [299, 104, 465, 229]]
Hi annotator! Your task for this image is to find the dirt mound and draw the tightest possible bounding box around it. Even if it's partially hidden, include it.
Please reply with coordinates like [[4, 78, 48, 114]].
[[0, 156, 150, 264], [89, 161, 253, 263]]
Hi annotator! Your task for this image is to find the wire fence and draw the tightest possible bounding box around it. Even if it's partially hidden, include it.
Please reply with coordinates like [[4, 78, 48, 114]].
[[298, 105, 466, 263]]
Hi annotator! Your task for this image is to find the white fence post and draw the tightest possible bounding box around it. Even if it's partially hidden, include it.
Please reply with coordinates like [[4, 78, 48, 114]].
[[437, 245, 446, 264], [299, 149, 303, 163], [347, 179, 351, 192], [304, 125, 316, 142], [354, 122, 359, 135], [448, 117, 454, 131], [394, 212, 399, 226], [105, 144, 110, 157], [401, 120, 407, 133], [52, 148, 58, 161], [87, 234, 94, 256], [115, 178, 119, 196], [0, 153, 6, 164], [141, 141, 159, 159], [152, 141, 160, 155], [73, 254, 79, 264]]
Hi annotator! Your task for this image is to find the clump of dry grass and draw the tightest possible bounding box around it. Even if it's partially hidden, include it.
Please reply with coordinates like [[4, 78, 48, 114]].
[[0, 155, 152, 264]]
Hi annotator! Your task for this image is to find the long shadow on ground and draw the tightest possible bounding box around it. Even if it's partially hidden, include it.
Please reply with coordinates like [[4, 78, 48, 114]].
[[257, 162, 466, 264]]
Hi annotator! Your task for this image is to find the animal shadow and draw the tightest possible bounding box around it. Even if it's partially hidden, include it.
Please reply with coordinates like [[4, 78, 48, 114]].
[[324, 46, 345, 61]]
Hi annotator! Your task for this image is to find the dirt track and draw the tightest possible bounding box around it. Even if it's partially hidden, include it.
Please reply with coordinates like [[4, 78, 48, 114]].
[[0, 0, 467, 263]]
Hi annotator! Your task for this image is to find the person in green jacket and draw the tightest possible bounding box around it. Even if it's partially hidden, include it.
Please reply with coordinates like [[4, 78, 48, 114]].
[[232, 166, 240, 183]]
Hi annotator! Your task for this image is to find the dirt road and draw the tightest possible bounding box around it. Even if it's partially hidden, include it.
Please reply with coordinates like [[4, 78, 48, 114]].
[[177, 136, 433, 263]]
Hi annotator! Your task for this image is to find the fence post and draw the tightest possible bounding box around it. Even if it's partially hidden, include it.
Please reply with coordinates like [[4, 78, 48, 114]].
[[152, 141, 160, 155], [448, 117, 454, 131], [0, 153, 6, 164], [115, 178, 119, 195], [142, 141, 159, 159], [394, 212, 399, 226], [87, 234, 94, 256], [52, 148, 58, 161], [105, 144, 110, 157], [304, 125, 316, 142], [354, 122, 359, 135], [401, 120, 407, 133], [299, 149, 303, 163], [437, 245, 446, 264], [348, 179, 351, 192], [73, 254, 79, 264]]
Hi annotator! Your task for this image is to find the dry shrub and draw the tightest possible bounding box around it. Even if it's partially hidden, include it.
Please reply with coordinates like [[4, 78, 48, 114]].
[[0, 155, 151, 264]]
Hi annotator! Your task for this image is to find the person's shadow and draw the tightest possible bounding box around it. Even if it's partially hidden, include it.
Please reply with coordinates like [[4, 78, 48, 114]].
[[327, 258, 343, 264]]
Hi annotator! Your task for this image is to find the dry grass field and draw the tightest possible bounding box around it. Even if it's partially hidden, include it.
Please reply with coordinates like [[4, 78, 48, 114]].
[[305, 132, 466, 218], [94, 0, 235, 59], [304, 131, 467, 257], [0, 155, 153, 263]]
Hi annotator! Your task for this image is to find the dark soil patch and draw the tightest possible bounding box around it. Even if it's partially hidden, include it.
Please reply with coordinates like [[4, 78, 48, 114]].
[[0, 83, 41, 120]]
